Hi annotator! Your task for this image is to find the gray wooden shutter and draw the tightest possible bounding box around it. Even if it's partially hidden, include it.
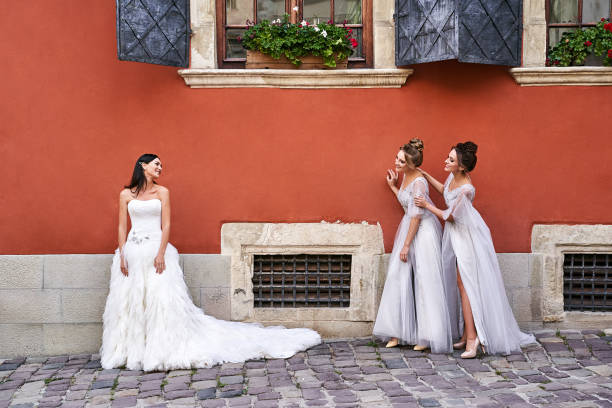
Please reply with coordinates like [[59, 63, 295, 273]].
[[458, 0, 522, 66], [116, 0, 191, 68], [395, 0, 458, 65], [395, 0, 522, 66]]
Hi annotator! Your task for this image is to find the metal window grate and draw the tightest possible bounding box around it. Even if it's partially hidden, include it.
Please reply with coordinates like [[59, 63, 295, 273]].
[[563, 253, 612, 312], [252, 254, 351, 308]]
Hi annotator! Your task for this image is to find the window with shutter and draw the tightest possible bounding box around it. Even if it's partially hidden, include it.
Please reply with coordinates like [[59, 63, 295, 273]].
[[216, 0, 372, 68], [510, 0, 612, 86], [395, 0, 522, 66], [116, 0, 191, 68]]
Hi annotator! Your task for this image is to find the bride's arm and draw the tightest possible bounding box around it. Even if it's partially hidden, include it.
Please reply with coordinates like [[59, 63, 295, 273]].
[[418, 168, 444, 195], [155, 187, 171, 274], [118, 190, 130, 276]]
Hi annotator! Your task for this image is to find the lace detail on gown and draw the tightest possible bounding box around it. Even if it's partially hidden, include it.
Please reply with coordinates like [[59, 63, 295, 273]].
[[100, 199, 321, 371]]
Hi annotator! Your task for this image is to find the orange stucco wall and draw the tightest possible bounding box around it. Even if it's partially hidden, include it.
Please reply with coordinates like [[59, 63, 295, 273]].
[[1, 2, 611, 255]]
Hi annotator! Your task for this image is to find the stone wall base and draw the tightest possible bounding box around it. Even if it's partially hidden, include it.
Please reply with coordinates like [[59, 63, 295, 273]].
[[0, 250, 605, 357]]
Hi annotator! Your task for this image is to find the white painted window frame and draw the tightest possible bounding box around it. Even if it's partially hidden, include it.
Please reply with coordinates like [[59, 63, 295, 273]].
[[178, 0, 413, 88], [510, 0, 612, 86]]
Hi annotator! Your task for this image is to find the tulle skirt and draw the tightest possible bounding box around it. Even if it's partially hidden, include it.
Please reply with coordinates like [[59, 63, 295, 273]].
[[100, 239, 321, 371], [443, 214, 536, 355], [373, 214, 452, 353]]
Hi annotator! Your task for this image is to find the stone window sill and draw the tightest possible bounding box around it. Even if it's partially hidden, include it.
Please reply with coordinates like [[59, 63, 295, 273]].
[[510, 67, 612, 86], [177, 68, 414, 89]]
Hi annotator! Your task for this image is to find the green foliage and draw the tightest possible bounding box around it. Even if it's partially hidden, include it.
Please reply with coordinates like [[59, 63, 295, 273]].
[[240, 14, 357, 67], [547, 18, 612, 66]]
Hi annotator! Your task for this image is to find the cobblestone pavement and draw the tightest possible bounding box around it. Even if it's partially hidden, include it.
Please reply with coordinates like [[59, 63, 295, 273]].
[[1, 329, 612, 408]]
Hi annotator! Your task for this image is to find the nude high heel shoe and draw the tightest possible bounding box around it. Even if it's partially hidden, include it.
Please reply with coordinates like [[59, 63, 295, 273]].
[[413, 344, 428, 351], [460, 338, 482, 359], [453, 339, 467, 350], [386, 338, 399, 348]]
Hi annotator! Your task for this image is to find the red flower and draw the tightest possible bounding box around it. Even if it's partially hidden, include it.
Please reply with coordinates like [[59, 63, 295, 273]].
[[584, 40, 592, 46], [602, 18, 607, 22], [608, 49, 612, 58], [350, 38, 358, 48], [327, 20, 332, 24], [605, 23, 612, 32], [298, 24, 302, 28], [237, 36, 242, 42], [545, 58, 550, 66], [554, 60, 560, 65]]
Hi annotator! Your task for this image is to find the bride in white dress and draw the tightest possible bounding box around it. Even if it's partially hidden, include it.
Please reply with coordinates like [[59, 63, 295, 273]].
[[100, 154, 321, 371], [373, 140, 452, 353], [415, 142, 535, 357]]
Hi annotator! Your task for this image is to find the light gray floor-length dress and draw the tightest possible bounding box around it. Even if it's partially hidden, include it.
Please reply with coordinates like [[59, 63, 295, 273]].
[[373, 177, 453, 353], [441, 174, 535, 354]]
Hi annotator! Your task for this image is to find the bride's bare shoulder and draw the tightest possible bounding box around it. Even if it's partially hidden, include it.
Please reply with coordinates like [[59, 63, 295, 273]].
[[119, 188, 133, 199]]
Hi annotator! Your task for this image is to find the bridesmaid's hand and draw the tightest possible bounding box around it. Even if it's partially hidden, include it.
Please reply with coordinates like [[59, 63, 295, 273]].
[[386, 169, 398, 187], [414, 196, 427, 208], [399, 246, 409, 263], [120, 256, 129, 277], [154, 254, 166, 274]]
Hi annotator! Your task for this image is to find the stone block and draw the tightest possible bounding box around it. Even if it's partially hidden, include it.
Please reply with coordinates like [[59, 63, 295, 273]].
[[189, 287, 201, 308], [529, 253, 543, 289], [44, 255, 112, 289], [182, 255, 230, 288], [511, 288, 534, 323], [43, 324, 102, 356], [0, 256, 43, 289], [312, 321, 373, 338], [0, 324, 43, 357], [201, 287, 230, 320], [0, 290, 61, 323], [62, 289, 108, 323], [498, 253, 529, 289]]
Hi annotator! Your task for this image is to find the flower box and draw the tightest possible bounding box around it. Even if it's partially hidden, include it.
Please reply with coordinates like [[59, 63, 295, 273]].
[[245, 50, 348, 70]]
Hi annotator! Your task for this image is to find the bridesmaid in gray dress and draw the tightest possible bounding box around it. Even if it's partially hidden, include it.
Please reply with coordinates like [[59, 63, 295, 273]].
[[373, 139, 452, 353], [416, 142, 535, 358]]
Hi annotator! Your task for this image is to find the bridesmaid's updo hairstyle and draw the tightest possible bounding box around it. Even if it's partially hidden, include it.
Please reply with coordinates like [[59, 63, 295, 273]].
[[453, 141, 478, 172], [126, 153, 159, 197], [401, 138, 424, 167]]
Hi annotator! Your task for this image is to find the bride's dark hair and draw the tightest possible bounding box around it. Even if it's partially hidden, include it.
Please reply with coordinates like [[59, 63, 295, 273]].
[[125, 153, 159, 197]]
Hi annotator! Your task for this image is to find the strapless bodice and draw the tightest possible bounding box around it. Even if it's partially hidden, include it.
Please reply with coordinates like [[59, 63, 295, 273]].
[[127, 199, 162, 243]]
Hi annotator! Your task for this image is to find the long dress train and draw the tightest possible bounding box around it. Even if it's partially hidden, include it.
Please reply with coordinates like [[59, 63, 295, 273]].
[[441, 174, 535, 354], [100, 199, 321, 371], [373, 177, 452, 353]]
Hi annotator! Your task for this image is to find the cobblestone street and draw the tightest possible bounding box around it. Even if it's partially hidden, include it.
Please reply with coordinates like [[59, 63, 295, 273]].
[[1, 329, 612, 408]]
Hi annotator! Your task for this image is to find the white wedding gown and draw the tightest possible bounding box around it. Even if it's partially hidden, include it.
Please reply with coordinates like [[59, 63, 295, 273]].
[[441, 174, 535, 354], [373, 177, 452, 353], [100, 199, 321, 371]]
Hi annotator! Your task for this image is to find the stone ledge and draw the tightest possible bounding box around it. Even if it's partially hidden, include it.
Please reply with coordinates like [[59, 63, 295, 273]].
[[510, 67, 612, 86], [177, 68, 413, 89]]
